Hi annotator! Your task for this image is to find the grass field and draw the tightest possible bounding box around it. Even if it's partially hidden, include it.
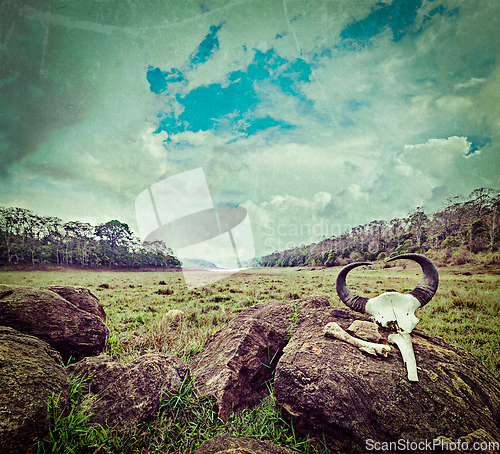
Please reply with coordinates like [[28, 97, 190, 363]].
[[1, 262, 499, 453]]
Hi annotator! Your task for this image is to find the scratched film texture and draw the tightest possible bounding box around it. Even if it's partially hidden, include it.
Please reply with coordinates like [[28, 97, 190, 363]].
[[1, 0, 499, 256]]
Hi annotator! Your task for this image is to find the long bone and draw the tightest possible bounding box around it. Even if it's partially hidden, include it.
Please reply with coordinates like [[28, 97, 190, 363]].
[[333, 254, 439, 381], [388, 332, 418, 381], [324, 322, 391, 357]]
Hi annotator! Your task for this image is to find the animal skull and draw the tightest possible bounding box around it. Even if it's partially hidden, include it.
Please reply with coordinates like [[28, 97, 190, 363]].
[[336, 253, 439, 334], [334, 253, 439, 381], [365, 292, 421, 333]]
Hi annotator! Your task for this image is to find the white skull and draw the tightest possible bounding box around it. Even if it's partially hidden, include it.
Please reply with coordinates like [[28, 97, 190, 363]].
[[364, 292, 421, 333]]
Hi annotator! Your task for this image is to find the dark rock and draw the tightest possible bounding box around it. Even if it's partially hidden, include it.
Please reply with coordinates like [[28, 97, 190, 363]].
[[273, 306, 500, 454], [0, 284, 109, 361], [195, 434, 295, 454], [191, 296, 330, 419], [235, 295, 331, 336], [69, 353, 190, 429], [66, 354, 128, 395], [435, 428, 499, 453], [43, 285, 106, 321], [189, 295, 500, 453], [192, 317, 284, 420], [0, 326, 70, 454]]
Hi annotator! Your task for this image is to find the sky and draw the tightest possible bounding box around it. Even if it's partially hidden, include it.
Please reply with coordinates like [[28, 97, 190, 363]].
[[1, 0, 500, 259]]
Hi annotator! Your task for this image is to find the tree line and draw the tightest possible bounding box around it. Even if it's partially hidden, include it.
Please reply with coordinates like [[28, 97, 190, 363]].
[[0, 208, 181, 268], [260, 188, 500, 268]]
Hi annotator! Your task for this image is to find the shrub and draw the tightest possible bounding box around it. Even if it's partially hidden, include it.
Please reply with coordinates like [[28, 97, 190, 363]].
[[481, 252, 500, 265], [451, 248, 474, 265], [211, 295, 231, 303], [284, 291, 301, 300], [155, 288, 174, 295], [441, 236, 460, 249]]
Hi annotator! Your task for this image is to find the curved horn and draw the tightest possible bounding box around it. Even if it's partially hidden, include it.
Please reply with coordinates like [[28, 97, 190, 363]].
[[386, 253, 439, 306], [336, 262, 371, 312]]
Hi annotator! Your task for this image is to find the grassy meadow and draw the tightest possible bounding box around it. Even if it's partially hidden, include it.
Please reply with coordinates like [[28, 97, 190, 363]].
[[1, 262, 499, 453]]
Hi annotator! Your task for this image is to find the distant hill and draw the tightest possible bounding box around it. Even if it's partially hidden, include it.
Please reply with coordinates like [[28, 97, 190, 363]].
[[241, 257, 261, 268], [180, 257, 260, 270], [179, 258, 218, 269]]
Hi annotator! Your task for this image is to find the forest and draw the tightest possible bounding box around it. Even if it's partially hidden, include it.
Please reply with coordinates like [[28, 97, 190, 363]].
[[1, 188, 499, 270], [0, 208, 181, 269], [259, 188, 500, 268]]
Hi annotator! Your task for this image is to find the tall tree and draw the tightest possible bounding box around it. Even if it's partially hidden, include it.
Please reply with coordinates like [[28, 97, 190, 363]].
[[43, 216, 64, 265], [95, 220, 132, 250], [95, 220, 133, 267], [407, 207, 428, 251], [0, 207, 35, 263]]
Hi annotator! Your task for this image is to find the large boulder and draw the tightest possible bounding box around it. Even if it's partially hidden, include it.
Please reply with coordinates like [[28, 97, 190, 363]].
[[43, 285, 106, 321], [0, 284, 109, 361], [195, 434, 295, 454], [191, 296, 330, 419], [273, 305, 500, 453], [67, 353, 190, 429], [66, 354, 128, 395], [0, 326, 70, 454], [191, 295, 500, 453]]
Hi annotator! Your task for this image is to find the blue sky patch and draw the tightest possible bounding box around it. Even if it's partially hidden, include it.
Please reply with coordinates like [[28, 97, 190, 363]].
[[190, 24, 223, 66], [290, 58, 312, 82], [467, 136, 491, 155], [146, 67, 184, 95], [241, 116, 293, 137], [346, 99, 367, 111], [340, 115, 356, 128], [340, 0, 422, 44], [177, 79, 258, 133], [149, 41, 312, 138], [414, 4, 459, 38]]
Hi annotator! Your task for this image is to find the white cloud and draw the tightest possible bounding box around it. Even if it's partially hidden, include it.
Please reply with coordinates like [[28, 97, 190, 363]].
[[369, 135, 491, 215], [435, 96, 473, 113], [170, 130, 229, 148], [314, 191, 332, 206], [393, 157, 413, 177], [139, 127, 168, 160], [403, 136, 472, 167], [243, 191, 340, 255], [347, 184, 369, 202], [408, 95, 433, 122], [454, 77, 486, 90]]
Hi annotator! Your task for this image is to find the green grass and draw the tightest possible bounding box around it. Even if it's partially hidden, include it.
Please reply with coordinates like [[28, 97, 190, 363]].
[[37, 369, 330, 454], [1, 263, 499, 452]]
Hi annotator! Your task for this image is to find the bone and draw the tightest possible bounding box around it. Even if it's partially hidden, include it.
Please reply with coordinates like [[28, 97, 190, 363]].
[[324, 322, 391, 357], [388, 332, 419, 382]]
